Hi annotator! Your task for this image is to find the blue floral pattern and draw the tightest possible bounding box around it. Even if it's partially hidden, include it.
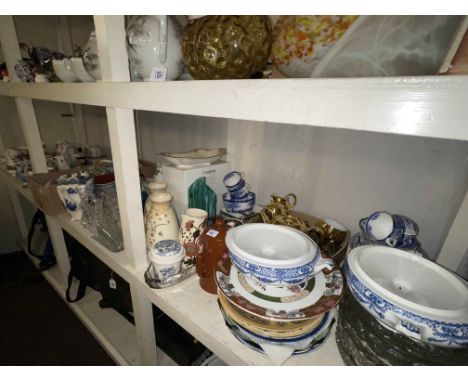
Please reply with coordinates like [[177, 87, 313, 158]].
[[154, 240, 182, 257], [229, 250, 324, 285], [344, 261, 468, 347]]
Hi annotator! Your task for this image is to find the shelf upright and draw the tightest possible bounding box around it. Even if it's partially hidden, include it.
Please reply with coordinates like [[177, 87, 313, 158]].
[[93, 16, 158, 365], [0, 15, 70, 282]]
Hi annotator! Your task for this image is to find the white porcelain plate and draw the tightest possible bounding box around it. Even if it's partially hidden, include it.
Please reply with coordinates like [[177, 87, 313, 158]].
[[160, 148, 227, 169]]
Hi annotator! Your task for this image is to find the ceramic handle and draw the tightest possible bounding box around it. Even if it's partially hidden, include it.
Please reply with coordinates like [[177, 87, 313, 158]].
[[311, 252, 335, 277], [389, 313, 425, 341], [158, 15, 168, 65]]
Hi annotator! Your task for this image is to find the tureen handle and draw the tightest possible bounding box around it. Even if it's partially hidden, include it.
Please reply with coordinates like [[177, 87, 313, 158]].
[[311, 253, 335, 278]]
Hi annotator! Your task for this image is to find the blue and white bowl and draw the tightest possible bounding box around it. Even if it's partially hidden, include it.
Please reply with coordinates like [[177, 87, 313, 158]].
[[223, 191, 256, 213], [360, 211, 419, 247], [223, 171, 245, 193], [226, 223, 335, 286], [345, 245, 468, 348]]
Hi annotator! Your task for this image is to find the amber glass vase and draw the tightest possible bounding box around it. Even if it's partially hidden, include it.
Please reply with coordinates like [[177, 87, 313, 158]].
[[181, 16, 272, 80]]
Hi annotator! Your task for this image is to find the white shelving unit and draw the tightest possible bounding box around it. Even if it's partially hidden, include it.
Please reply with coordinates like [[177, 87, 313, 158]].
[[0, 15, 467, 365]]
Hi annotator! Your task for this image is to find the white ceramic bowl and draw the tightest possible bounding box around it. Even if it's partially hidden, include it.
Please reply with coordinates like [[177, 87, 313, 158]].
[[345, 245, 468, 348], [226, 224, 335, 285], [160, 148, 227, 169], [70, 57, 95, 82], [52, 59, 78, 82]]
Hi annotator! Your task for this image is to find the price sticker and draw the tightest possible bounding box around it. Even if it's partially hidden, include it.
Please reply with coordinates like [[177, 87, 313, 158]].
[[109, 278, 117, 289], [149, 66, 167, 81], [206, 229, 219, 238]]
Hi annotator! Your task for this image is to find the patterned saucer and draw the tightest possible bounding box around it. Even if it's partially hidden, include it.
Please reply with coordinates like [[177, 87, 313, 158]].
[[220, 301, 334, 356], [215, 253, 343, 321]]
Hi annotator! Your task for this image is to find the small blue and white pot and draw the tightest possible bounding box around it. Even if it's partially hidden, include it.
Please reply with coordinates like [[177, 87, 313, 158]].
[[223, 192, 256, 213], [150, 240, 185, 282]]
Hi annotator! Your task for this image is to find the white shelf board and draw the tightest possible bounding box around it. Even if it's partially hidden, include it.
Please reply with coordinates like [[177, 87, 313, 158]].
[[1, 76, 468, 141], [134, 270, 344, 366]]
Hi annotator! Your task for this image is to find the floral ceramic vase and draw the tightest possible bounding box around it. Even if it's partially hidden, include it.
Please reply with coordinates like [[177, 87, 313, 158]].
[[126, 16, 183, 81], [145, 191, 179, 255], [178, 208, 208, 266], [272, 16, 358, 78], [82, 31, 102, 80], [181, 16, 273, 79]]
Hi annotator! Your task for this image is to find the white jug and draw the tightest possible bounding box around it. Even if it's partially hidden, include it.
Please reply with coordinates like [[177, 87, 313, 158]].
[[126, 16, 183, 81]]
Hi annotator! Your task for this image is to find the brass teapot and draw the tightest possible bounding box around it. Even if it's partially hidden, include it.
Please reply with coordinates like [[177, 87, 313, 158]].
[[259, 193, 309, 233]]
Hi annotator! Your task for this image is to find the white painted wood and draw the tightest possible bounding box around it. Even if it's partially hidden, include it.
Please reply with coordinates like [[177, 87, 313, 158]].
[[6, 182, 28, 239], [94, 15, 158, 366], [437, 189, 468, 272], [0, 16, 21, 82], [94, 16, 130, 82], [0, 77, 468, 141]]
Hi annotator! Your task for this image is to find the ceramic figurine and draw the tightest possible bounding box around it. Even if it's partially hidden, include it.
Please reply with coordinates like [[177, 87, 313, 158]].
[[181, 16, 272, 79], [126, 15, 183, 81], [196, 217, 230, 294], [145, 191, 179, 255], [82, 31, 102, 80], [272, 16, 358, 78]]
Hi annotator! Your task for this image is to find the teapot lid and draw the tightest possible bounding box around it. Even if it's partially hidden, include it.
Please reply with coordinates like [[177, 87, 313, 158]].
[[154, 240, 183, 257]]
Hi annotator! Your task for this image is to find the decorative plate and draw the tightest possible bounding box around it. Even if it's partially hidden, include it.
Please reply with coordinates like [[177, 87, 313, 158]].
[[215, 253, 343, 321], [219, 301, 334, 356], [160, 148, 227, 169], [218, 292, 324, 339]]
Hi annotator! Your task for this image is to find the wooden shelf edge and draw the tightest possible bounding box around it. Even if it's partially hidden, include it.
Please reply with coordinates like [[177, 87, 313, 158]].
[[0, 77, 467, 141]]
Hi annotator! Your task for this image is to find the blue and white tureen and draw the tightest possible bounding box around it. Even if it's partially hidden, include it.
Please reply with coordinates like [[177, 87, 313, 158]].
[[345, 245, 468, 348], [226, 223, 335, 286]]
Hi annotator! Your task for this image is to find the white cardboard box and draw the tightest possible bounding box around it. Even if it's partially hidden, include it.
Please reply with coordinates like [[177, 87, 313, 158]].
[[161, 161, 232, 218]]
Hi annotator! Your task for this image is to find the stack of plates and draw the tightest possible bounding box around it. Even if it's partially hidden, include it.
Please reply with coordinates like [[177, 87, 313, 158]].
[[214, 246, 344, 363]]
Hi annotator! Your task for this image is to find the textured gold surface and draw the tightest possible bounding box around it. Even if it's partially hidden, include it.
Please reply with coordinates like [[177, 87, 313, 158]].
[[181, 16, 272, 80], [218, 292, 324, 339]]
